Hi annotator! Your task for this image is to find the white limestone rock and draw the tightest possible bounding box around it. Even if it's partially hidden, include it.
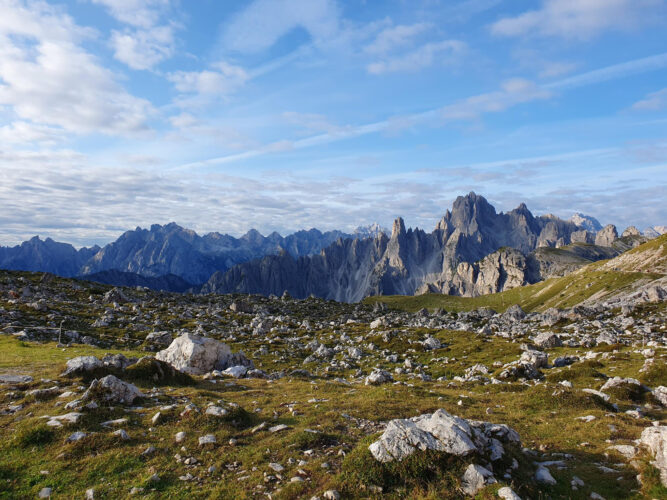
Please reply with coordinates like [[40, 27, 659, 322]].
[[156, 332, 252, 375], [368, 419, 445, 462], [365, 369, 394, 385], [497, 486, 521, 499], [368, 409, 520, 464], [82, 375, 143, 405], [652, 386, 667, 406], [62, 356, 102, 377], [461, 463, 496, 496], [533, 332, 562, 348], [639, 426, 667, 486]]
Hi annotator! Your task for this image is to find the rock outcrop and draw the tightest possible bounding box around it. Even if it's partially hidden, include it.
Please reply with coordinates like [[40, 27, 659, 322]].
[[368, 408, 520, 463], [595, 224, 619, 247]]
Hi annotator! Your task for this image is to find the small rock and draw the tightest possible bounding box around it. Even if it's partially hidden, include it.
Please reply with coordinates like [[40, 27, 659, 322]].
[[199, 434, 216, 446]]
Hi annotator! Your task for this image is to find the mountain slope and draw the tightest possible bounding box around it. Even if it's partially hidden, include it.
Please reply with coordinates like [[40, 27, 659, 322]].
[[365, 234, 667, 313], [0, 237, 99, 277]]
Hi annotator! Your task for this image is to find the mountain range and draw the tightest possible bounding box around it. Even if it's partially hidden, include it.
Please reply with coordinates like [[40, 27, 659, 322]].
[[201, 193, 651, 301], [0, 223, 372, 287], [0, 192, 663, 299]]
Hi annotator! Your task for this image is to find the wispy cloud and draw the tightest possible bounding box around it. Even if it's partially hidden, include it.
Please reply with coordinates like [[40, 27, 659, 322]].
[[545, 52, 667, 90], [632, 87, 667, 111], [491, 0, 665, 40], [221, 0, 340, 54], [440, 78, 551, 121], [168, 62, 249, 96], [367, 39, 466, 75], [364, 22, 432, 55]]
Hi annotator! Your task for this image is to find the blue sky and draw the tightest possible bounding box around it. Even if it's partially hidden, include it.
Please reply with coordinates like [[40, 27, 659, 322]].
[[0, 0, 666, 247]]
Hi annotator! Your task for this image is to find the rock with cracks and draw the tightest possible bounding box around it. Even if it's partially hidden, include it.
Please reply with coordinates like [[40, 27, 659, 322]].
[[156, 332, 252, 375], [82, 375, 144, 405], [639, 426, 667, 487], [368, 409, 520, 463]]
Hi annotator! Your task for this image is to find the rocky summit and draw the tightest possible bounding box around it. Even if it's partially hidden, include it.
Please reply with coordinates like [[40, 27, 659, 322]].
[[0, 233, 665, 498]]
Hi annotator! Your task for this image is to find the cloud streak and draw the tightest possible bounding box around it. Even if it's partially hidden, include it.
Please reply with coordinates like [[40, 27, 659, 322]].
[[491, 0, 665, 40]]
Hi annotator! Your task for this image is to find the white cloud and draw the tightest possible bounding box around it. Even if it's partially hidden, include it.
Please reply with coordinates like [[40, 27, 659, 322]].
[[90, 0, 170, 29], [367, 40, 466, 74], [364, 22, 431, 55], [282, 112, 344, 135], [632, 88, 667, 111], [440, 79, 552, 121], [491, 0, 665, 39], [0, 0, 153, 135], [1, 144, 664, 248], [91, 0, 177, 70], [169, 113, 199, 129], [110, 25, 175, 70], [537, 61, 578, 79], [168, 62, 249, 95], [0, 121, 65, 145], [222, 0, 339, 53]]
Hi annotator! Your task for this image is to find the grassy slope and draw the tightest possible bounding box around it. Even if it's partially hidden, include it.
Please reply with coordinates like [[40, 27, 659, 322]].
[[365, 235, 667, 313], [1, 324, 665, 499]]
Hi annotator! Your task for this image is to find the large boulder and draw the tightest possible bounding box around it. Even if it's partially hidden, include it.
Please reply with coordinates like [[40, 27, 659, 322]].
[[82, 375, 144, 405], [365, 369, 394, 386], [639, 426, 667, 486], [520, 348, 548, 369], [533, 332, 562, 349], [103, 287, 130, 303], [503, 304, 526, 321], [156, 333, 252, 375], [368, 409, 520, 463], [62, 356, 103, 377]]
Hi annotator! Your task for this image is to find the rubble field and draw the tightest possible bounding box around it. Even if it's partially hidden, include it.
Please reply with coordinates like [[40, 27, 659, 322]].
[[0, 262, 665, 499]]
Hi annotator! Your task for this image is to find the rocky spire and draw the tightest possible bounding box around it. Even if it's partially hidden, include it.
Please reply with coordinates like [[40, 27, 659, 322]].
[[595, 224, 618, 247], [391, 217, 406, 239]]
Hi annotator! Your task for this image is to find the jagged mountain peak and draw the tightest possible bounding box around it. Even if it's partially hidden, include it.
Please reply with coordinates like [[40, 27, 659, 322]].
[[570, 213, 602, 233], [448, 192, 496, 229], [391, 217, 406, 238], [353, 223, 387, 239]]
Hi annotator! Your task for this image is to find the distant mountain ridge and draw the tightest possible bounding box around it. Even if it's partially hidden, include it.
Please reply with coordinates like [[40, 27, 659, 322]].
[[202, 193, 650, 301], [0, 223, 367, 287]]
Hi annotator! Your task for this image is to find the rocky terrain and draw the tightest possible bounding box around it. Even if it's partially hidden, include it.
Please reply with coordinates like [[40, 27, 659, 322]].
[[204, 193, 649, 301], [0, 235, 665, 498]]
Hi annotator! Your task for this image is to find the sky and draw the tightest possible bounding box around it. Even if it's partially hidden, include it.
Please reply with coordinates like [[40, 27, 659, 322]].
[[0, 0, 666, 248]]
